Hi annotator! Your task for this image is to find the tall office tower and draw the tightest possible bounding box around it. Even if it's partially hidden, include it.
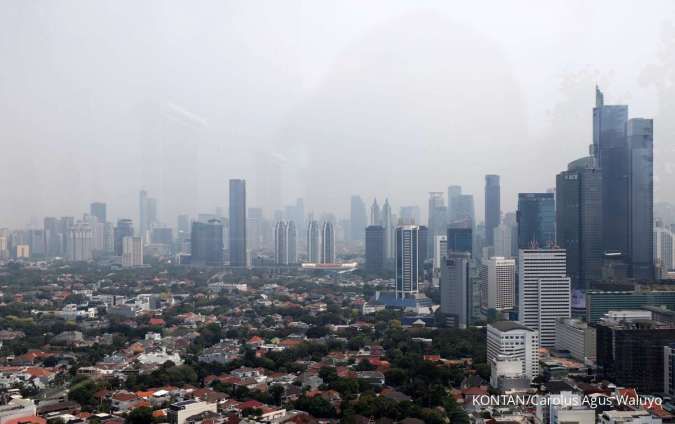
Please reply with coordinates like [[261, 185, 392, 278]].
[[177, 214, 191, 240], [518, 249, 571, 347], [287, 221, 297, 264], [122, 236, 143, 267], [247, 207, 264, 252], [433, 235, 448, 271], [274, 221, 289, 265], [455, 194, 475, 227], [90, 202, 107, 223], [440, 251, 471, 328], [395, 225, 421, 299], [556, 157, 603, 290], [655, 222, 675, 278], [306, 220, 321, 262], [480, 257, 516, 312], [487, 321, 540, 380], [349, 195, 367, 243], [427, 192, 446, 254], [447, 226, 473, 254], [517, 193, 555, 249], [67, 222, 94, 261], [151, 227, 173, 246], [381, 199, 394, 260], [59, 216, 74, 255], [365, 225, 385, 273], [370, 199, 381, 226], [593, 87, 630, 260], [294, 199, 305, 236], [485, 175, 501, 245], [320, 221, 335, 264], [628, 118, 654, 280], [418, 225, 429, 274], [190, 219, 224, 266], [139, 190, 158, 241], [447, 185, 462, 223], [43, 217, 62, 257], [26, 230, 45, 257], [228, 179, 247, 267], [114, 219, 134, 256], [493, 224, 513, 258], [399, 206, 420, 225]]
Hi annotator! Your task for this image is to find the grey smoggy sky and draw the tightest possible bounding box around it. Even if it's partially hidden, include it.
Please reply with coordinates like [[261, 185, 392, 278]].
[[2, 0, 675, 228]]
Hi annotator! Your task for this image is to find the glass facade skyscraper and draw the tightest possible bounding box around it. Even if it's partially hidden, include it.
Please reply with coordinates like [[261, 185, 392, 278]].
[[516, 192, 555, 250], [484, 175, 500, 245], [228, 179, 247, 267]]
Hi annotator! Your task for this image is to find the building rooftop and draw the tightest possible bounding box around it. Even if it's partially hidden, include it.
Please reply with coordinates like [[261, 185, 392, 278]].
[[490, 321, 533, 332]]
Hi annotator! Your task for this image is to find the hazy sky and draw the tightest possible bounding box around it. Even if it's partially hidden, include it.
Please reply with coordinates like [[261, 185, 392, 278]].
[[2, 0, 675, 228]]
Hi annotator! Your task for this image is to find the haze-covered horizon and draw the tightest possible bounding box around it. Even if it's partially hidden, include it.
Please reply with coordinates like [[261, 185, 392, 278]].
[[2, 1, 675, 228]]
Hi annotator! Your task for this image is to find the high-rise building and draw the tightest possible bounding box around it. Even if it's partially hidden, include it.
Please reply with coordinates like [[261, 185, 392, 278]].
[[320, 221, 335, 264], [399, 206, 420, 225], [381, 199, 394, 260], [190, 219, 224, 266], [593, 87, 632, 268], [518, 249, 571, 347], [427, 192, 446, 254], [228, 179, 247, 267], [370, 199, 381, 226], [349, 195, 367, 243], [90, 202, 107, 223], [440, 251, 471, 328], [480, 257, 516, 312], [395, 225, 421, 298], [365, 225, 385, 273], [433, 235, 448, 271], [43, 217, 62, 257], [655, 222, 675, 277], [151, 227, 173, 246], [139, 190, 158, 241], [122, 236, 143, 267], [455, 194, 475, 228], [556, 156, 603, 290], [306, 220, 321, 263], [493, 224, 513, 258], [447, 226, 472, 254], [114, 219, 134, 256], [447, 185, 462, 223], [628, 118, 654, 280], [177, 214, 191, 240], [487, 321, 540, 380], [597, 316, 675, 393], [585, 290, 675, 323], [485, 175, 501, 245], [67, 222, 94, 261], [274, 221, 297, 265], [517, 193, 555, 249], [59, 216, 74, 255]]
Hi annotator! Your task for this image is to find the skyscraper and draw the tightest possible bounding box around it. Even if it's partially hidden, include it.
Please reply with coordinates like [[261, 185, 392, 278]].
[[516, 193, 555, 249], [455, 194, 475, 227], [518, 249, 571, 347], [493, 224, 513, 258], [593, 87, 629, 259], [628, 118, 654, 280], [90, 202, 107, 223], [556, 156, 603, 290], [139, 190, 158, 241], [370, 199, 381, 226], [447, 226, 472, 254], [67, 222, 94, 261], [427, 192, 446, 254], [440, 251, 471, 328], [349, 195, 367, 243], [114, 219, 134, 256], [480, 257, 516, 312], [228, 179, 247, 267], [190, 219, 224, 266], [122, 236, 143, 267], [487, 321, 540, 380], [306, 220, 320, 263], [320, 221, 335, 264], [447, 185, 462, 223], [365, 225, 385, 273], [395, 225, 420, 299], [399, 206, 420, 225], [485, 175, 501, 245], [381, 199, 394, 260], [274, 221, 297, 265]]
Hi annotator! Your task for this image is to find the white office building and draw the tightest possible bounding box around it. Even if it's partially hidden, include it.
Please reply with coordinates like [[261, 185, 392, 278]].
[[433, 235, 447, 271], [481, 257, 516, 311], [518, 249, 571, 347], [555, 318, 596, 362], [487, 321, 540, 379], [122, 236, 143, 267]]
